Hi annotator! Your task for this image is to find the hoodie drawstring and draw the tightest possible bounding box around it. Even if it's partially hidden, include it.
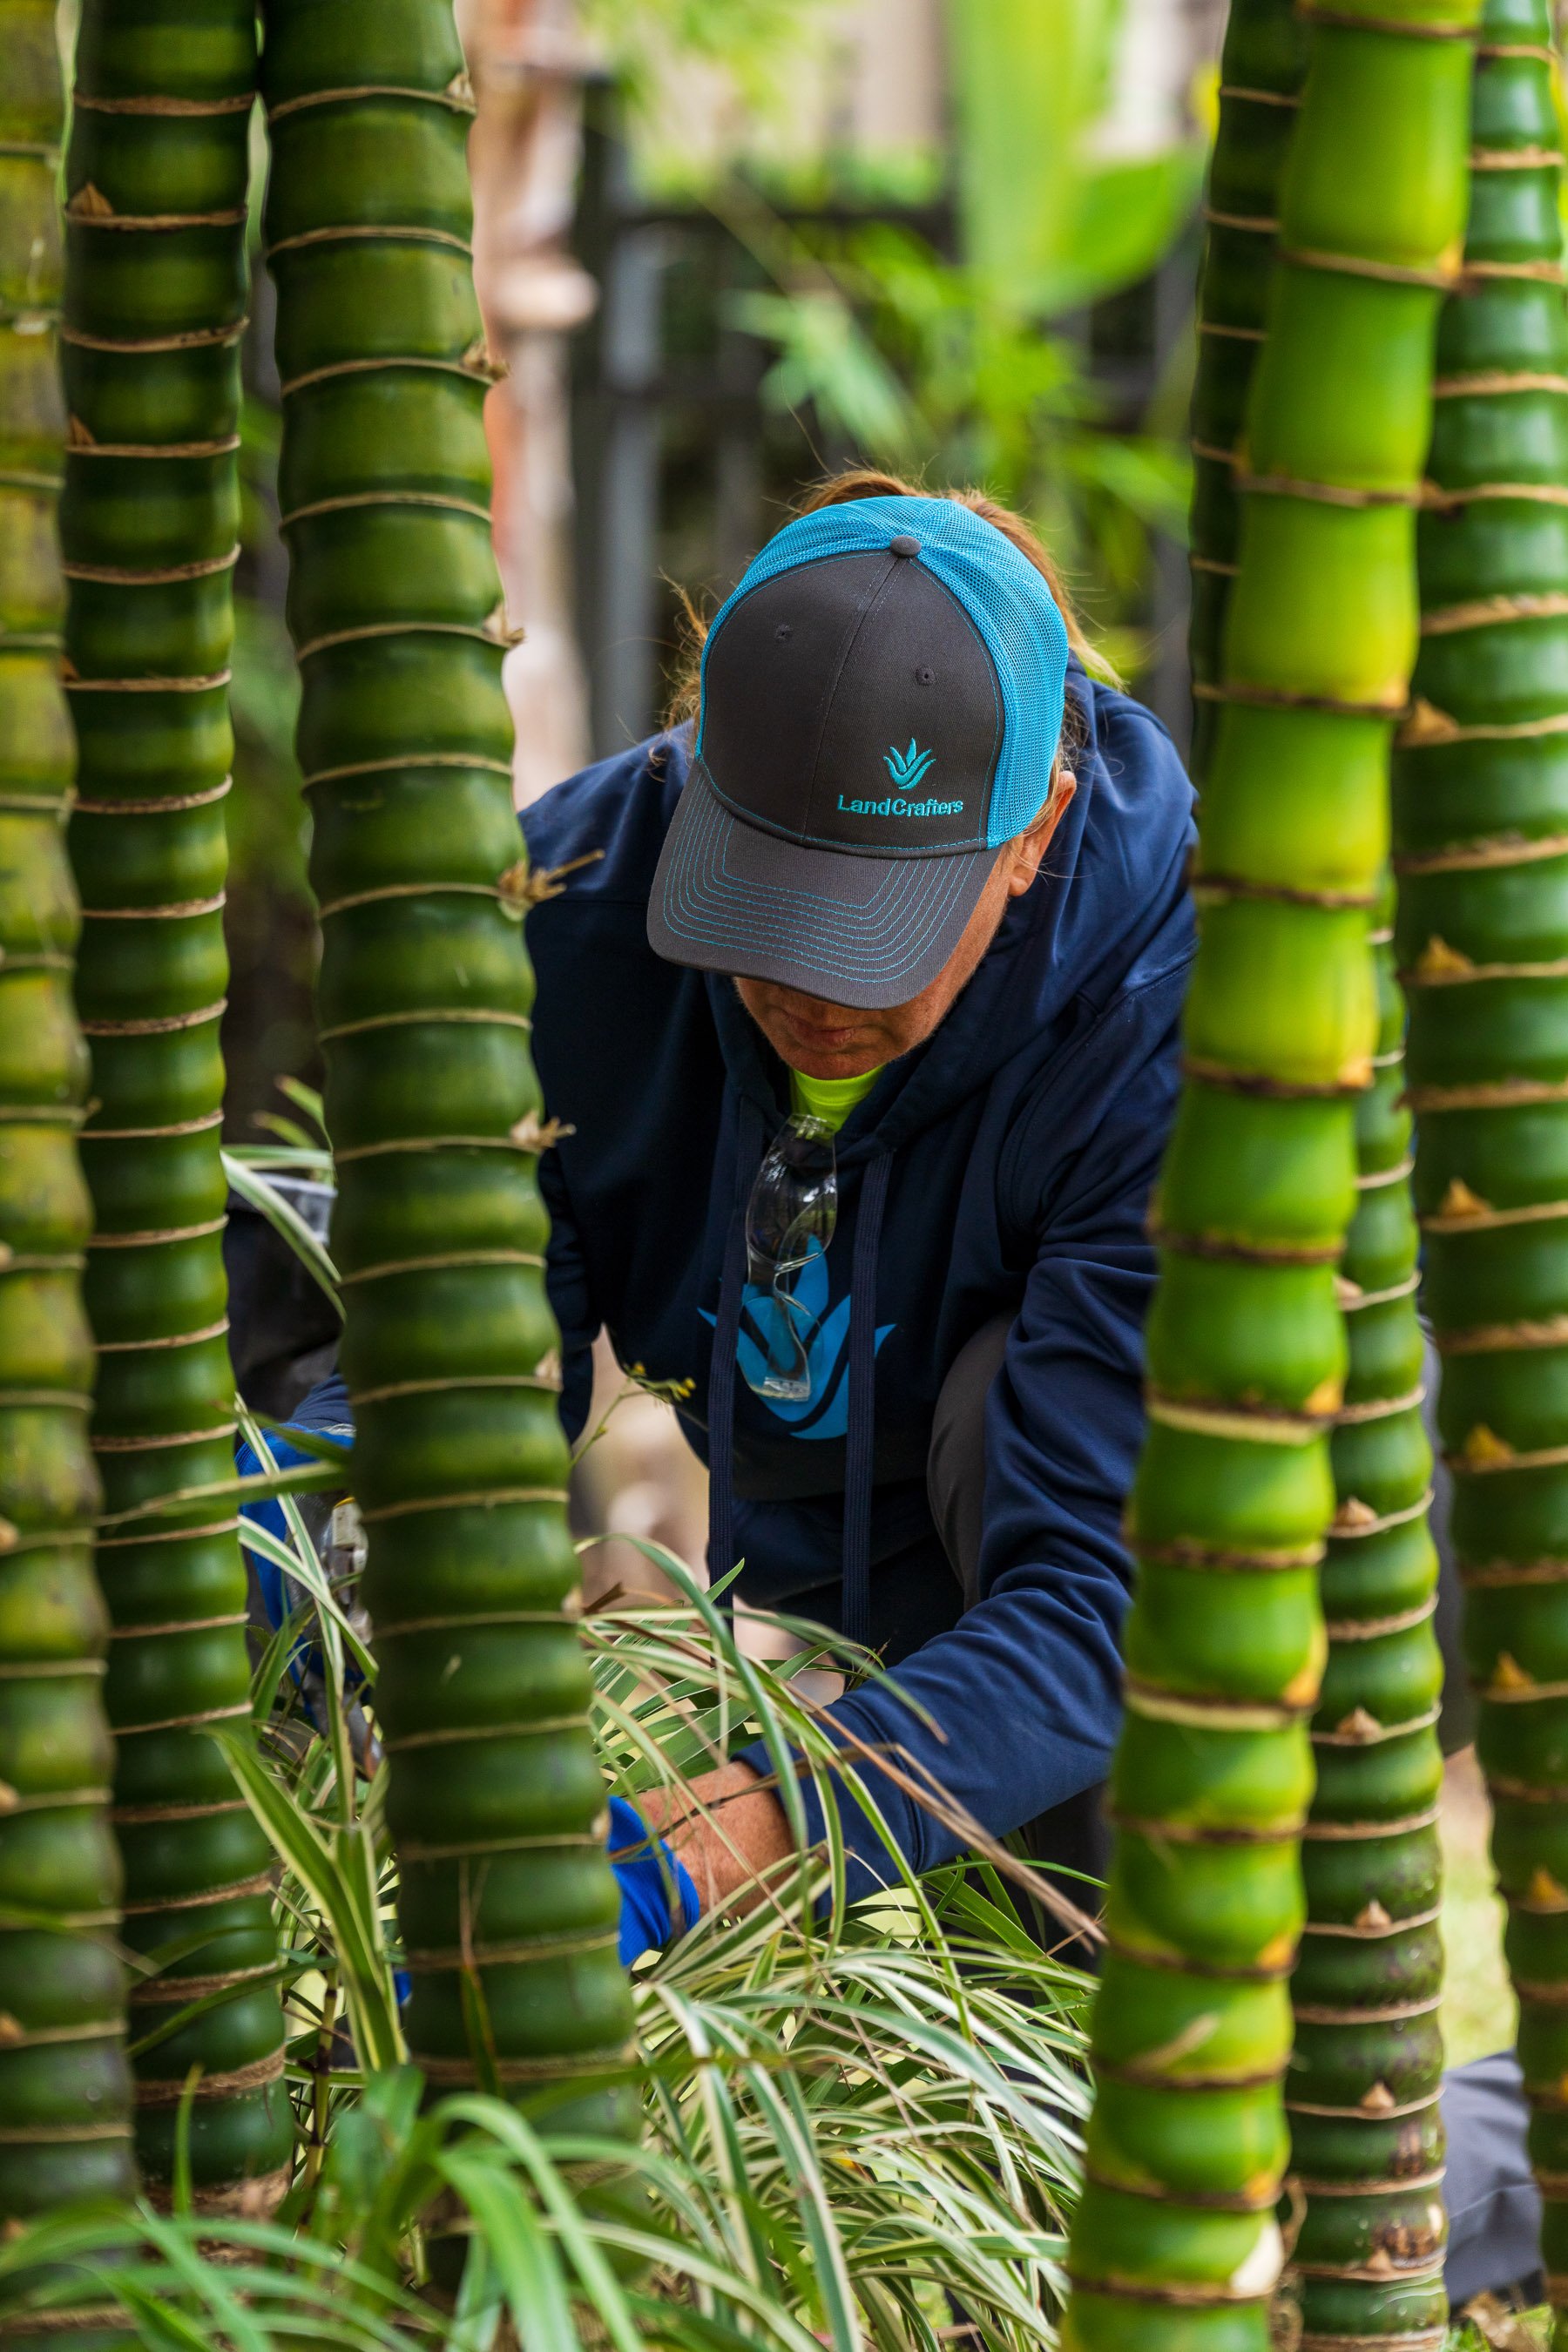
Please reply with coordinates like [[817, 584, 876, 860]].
[[706, 1102, 892, 1656], [841, 1149, 891, 1651], [706, 1098, 763, 1591]]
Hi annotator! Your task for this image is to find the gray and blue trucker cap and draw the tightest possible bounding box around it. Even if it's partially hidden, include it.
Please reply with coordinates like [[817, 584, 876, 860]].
[[646, 492, 1071, 1010]]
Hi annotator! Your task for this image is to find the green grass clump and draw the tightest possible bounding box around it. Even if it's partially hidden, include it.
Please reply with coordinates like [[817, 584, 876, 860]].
[[0, 1185, 1095, 2351]]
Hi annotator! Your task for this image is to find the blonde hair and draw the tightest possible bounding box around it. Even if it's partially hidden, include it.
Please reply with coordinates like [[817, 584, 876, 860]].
[[666, 470, 1092, 794]]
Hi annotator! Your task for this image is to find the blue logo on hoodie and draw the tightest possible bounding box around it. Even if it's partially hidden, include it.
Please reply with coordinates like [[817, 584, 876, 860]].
[[705, 1240, 894, 1440]]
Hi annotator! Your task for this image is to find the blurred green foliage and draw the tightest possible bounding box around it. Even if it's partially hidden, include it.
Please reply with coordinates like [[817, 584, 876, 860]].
[[717, 0, 1203, 667], [581, 0, 832, 116], [730, 221, 1192, 674], [947, 0, 1201, 313]]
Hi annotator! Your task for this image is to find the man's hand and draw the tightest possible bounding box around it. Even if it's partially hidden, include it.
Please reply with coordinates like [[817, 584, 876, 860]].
[[639, 1760, 797, 1915]]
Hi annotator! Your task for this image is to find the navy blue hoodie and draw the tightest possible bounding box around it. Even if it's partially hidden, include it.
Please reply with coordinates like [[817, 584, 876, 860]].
[[283, 668, 1195, 1898], [518, 668, 1197, 1901]]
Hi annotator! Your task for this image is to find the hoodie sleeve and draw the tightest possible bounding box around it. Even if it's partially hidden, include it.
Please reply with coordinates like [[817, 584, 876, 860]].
[[520, 733, 693, 1450], [739, 968, 1185, 1905], [537, 1147, 598, 1448]]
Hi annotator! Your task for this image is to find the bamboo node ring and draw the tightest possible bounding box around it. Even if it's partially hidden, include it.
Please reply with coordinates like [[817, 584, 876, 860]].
[[72, 778, 233, 816], [1396, 830, 1568, 875], [338, 1249, 546, 1286], [1470, 146, 1565, 171], [134, 2050, 286, 2105], [1335, 1383, 1425, 1425], [301, 752, 513, 791], [1355, 1155, 1416, 1191], [266, 77, 476, 125], [1217, 83, 1301, 106], [263, 222, 473, 263], [1146, 1391, 1331, 1444], [1319, 1597, 1436, 1641], [1339, 1276, 1423, 1315], [315, 1006, 531, 1044], [1124, 1676, 1311, 1732], [1277, 242, 1460, 291], [62, 668, 233, 695], [1436, 1313, 1568, 1355], [355, 1484, 570, 1526], [1295, 1, 1476, 30], [79, 895, 226, 922], [71, 90, 253, 116], [1193, 871, 1379, 909], [62, 548, 239, 587], [1235, 468, 1423, 509], [1311, 1703, 1441, 1747], [78, 999, 226, 1037], [1149, 1220, 1343, 1267], [1194, 678, 1409, 720]]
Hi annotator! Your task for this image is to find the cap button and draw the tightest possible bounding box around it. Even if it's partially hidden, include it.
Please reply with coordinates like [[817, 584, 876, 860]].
[[888, 533, 921, 558]]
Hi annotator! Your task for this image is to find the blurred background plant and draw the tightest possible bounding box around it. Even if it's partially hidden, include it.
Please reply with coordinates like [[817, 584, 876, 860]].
[[563, 0, 1214, 762], [720, 0, 1204, 682]]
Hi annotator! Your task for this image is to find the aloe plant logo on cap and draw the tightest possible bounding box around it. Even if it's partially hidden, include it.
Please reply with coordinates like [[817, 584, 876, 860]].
[[885, 738, 935, 791], [647, 493, 1071, 1011]]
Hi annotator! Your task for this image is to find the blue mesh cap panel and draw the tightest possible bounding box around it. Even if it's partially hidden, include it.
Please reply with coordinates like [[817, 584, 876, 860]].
[[698, 494, 1071, 851]]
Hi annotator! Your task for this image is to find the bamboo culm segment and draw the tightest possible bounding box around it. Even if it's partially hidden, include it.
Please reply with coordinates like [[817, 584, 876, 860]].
[[260, 0, 635, 2136], [0, 0, 138, 2311], [1289, 885, 1448, 2352], [1062, 2, 1477, 2344], [61, 0, 288, 2201], [1396, 0, 1568, 2330], [1188, 0, 1309, 781]]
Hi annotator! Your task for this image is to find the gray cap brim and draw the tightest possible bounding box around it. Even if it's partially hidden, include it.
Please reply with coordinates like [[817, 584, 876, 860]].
[[647, 758, 997, 1011]]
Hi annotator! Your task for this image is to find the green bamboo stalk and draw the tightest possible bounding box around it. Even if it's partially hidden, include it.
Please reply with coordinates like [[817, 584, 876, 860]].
[[258, 0, 635, 2141], [60, 0, 289, 2204], [1288, 886, 1448, 2349], [0, 0, 137, 2287], [1395, 0, 1568, 2327], [1188, 0, 1309, 781], [1063, 3, 1477, 2343]]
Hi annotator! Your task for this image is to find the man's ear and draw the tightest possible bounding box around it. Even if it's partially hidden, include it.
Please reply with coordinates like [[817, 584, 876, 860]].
[[1005, 771, 1077, 898]]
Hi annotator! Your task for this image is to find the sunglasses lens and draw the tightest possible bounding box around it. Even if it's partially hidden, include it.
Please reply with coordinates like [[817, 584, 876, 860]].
[[742, 1115, 838, 1401]]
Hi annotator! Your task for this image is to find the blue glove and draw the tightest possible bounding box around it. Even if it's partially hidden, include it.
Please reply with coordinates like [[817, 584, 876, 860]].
[[393, 1802, 694, 2006], [608, 1794, 700, 1965]]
